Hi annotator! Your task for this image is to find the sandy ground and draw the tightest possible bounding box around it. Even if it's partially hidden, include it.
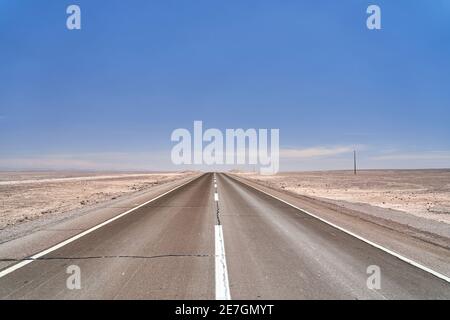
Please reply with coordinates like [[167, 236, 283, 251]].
[[0, 171, 197, 230], [235, 170, 450, 224]]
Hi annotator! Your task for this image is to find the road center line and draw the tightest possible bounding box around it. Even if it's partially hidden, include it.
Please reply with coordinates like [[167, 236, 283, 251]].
[[215, 226, 231, 300], [0, 175, 203, 279], [213, 174, 231, 300]]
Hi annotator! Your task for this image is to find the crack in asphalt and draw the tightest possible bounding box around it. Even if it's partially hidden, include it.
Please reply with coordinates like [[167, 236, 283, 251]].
[[215, 175, 221, 225], [0, 254, 212, 262], [216, 200, 221, 225]]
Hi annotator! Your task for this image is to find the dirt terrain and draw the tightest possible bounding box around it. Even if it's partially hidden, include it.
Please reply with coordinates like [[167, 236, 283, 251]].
[[0, 171, 197, 230], [235, 170, 450, 224]]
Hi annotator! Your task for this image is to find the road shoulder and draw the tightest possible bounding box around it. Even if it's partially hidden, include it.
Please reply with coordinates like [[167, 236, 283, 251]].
[[228, 173, 450, 277]]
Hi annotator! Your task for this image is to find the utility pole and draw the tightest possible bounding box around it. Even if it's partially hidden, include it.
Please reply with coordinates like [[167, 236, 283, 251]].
[[353, 150, 357, 175]]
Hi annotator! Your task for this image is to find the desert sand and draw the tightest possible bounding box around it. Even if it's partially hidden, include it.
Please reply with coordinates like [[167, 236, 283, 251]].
[[235, 170, 450, 224], [0, 171, 197, 230]]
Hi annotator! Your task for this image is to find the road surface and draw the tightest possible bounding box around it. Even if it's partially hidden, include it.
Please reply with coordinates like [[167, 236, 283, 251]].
[[0, 173, 449, 299]]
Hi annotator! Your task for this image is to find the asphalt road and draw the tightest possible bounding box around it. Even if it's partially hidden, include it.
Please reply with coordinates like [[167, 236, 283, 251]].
[[0, 173, 449, 299]]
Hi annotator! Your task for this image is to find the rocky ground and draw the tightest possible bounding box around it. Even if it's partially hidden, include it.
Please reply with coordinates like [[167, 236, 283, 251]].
[[234, 170, 450, 224], [0, 171, 197, 230]]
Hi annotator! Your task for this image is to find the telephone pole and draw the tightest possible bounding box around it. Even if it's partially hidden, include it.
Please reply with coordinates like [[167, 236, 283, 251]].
[[353, 150, 357, 175]]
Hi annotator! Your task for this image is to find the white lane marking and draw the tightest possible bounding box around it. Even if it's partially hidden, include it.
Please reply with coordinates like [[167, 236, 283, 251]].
[[214, 192, 219, 202], [215, 225, 231, 300], [236, 178, 450, 283], [214, 183, 217, 189], [0, 175, 202, 279]]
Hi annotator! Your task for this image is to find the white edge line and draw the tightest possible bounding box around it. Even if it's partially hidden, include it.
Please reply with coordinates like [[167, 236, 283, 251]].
[[0, 175, 203, 279], [215, 225, 231, 300], [232, 176, 450, 283]]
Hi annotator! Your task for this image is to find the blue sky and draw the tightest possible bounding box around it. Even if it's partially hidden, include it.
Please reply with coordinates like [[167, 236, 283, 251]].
[[1, 0, 449, 171]]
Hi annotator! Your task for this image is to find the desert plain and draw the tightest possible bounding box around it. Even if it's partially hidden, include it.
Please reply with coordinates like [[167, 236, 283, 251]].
[[235, 169, 450, 224], [0, 171, 197, 231], [1, 169, 449, 236]]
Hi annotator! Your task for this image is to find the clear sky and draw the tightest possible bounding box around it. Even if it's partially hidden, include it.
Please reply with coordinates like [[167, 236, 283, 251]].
[[1, 0, 449, 171]]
